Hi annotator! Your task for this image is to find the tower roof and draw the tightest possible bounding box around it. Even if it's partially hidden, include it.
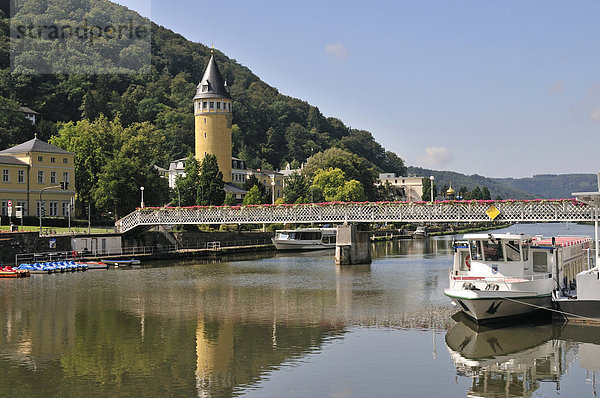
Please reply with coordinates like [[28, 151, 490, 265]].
[[194, 54, 232, 100]]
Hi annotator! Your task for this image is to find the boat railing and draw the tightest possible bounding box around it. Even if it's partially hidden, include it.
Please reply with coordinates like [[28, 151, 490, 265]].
[[452, 273, 552, 283]]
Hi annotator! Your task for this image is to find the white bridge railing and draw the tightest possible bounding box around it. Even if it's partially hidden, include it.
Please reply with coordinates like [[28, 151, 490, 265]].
[[115, 199, 594, 233]]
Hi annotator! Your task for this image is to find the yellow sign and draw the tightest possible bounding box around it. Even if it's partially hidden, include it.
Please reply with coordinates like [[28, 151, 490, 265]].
[[486, 205, 500, 220]]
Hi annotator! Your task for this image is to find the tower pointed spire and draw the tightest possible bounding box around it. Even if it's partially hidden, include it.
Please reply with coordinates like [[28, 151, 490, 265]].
[[194, 50, 231, 100]]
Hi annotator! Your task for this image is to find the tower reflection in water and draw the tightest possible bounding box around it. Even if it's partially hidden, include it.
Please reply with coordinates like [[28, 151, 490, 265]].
[[446, 313, 600, 397]]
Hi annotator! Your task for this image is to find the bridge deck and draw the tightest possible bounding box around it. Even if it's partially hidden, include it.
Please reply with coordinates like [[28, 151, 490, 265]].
[[115, 199, 594, 233]]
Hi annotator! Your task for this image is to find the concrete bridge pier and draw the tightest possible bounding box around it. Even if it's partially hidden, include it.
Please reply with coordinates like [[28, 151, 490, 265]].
[[335, 224, 372, 265]]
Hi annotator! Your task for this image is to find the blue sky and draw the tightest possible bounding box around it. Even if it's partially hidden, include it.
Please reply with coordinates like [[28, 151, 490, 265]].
[[115, 0, 600, 178]]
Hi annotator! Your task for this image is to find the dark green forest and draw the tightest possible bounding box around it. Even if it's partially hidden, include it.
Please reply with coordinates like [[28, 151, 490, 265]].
[[0, 0, 407, 215]]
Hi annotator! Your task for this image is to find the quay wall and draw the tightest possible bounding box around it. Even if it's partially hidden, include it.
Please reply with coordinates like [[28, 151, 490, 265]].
[[123, 230, 273, 248], [0, 232, 71, 265]]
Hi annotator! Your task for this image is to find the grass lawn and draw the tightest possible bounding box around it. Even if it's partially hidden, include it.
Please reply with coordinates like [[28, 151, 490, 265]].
[[0, 225, 116, 234]]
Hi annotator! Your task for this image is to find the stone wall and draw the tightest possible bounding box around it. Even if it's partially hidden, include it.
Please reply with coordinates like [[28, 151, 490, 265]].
[[122, 230, 273, 249], [0, 232, 72, 265]]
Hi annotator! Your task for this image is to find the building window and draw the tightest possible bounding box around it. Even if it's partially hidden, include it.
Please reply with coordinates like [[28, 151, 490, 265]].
[[17, 201, 26, 216], [37, 171, 44, 183], [62, 202, 70, 217], [203, 101, 207, 110], [50, 171, 57, 184], [63, 158, 68, 164], [209, 101, 214, 109], [2, 169, 8, 182], [1, 201, 8, 216], [18, 170, 24, 183], [63, 172, 69, 183], [49, 201, 58, 216], [38, 156, 43, 162], [204, 132, 207, 138], [216, 102, 221, 109], [51, 157, 55, 163], [36, 201, 45, 217]]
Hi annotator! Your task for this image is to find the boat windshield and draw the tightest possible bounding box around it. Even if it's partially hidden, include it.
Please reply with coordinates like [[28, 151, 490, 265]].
[[482, 240, 504, 261], [469, 240, 483, 260], [505, 240, 521, 262]]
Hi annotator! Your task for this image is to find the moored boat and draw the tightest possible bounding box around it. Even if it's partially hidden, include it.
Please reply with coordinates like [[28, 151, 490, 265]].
[[272, 228, 337, 251], [102, 259, 141, 266], [0, 266, 30, 278], [412, 225, 428, 239], [444, 233, 591, 322]]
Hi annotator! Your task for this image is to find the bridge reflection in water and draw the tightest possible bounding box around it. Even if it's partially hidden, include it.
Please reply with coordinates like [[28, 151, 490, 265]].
[[446, 313, 600, 398]]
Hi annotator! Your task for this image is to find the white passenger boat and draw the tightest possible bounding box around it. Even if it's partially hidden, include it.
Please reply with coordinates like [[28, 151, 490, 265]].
[[272, 228, 337, 250], [444, 233, 591, 322], [412, 226, 428, 239]]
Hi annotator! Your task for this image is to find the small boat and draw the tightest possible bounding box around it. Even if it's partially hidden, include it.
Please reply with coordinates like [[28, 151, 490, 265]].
[[0, 266, 30, 278], [412, 226, 428, 239], [444, 233, 591, 322], [76, 261, 108, 270], [272, 228, 337, 250], [102, 259, 141, 266]]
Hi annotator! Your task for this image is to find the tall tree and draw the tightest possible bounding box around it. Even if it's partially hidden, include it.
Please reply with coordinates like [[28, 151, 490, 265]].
[[283, 171, 308, 204], [197, 154, 225, 206], [175, 154, 200, 206]]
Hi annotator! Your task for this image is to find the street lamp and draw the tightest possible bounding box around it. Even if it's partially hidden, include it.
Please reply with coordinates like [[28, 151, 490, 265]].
[[140, 186, 145, 208], [271, 177, 276, 204], [430, 176, 435, 203]]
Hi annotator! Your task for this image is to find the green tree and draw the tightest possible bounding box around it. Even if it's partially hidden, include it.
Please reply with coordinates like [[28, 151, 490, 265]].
[[311, 168, 366, 202], [223, 192, 237, 206], [482, 186, 492, 200], [243, 185, 262, 205], [94, 153, 169, 219], [421, 178, 437, 201], [471, 186, 483, 200], [175, 154, 200, 206], [304, 148, 377, 200], [197, 154, 225, 206], [283, 171, 308, 204]]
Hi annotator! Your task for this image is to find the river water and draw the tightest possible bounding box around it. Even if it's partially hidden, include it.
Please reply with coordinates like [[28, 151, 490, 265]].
[[0, 223, 598, 397]]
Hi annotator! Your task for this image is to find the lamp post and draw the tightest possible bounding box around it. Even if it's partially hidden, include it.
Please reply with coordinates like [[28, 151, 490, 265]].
[[430, 176, 435, 203], [271, 178, 276, 204], [175, 184, 181, 207], [140, 186, 145, 208]]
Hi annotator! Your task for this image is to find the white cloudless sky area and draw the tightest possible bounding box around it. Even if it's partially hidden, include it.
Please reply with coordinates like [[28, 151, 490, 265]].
[[114, 0, 600, 178]]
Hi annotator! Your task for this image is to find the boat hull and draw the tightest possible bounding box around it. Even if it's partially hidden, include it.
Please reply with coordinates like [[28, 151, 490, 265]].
[[271, 239, 335, 251], [444, 289, 552, 322]]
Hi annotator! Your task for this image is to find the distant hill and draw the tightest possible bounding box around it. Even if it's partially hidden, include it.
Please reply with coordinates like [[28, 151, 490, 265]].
[[407, 167, 535, 199], [407, 167, 597, 199], [493, 174, 598, 199]]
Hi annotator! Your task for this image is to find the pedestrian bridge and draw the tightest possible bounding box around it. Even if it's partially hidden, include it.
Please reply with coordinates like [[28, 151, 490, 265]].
[[115, 199, 596, 233]]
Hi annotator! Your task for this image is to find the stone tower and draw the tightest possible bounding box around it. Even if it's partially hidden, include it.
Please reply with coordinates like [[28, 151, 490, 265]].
[[194, 51, 233, 182]]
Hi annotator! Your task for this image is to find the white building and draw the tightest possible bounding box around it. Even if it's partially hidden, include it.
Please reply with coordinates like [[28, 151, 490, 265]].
[[378, 173, 424, 202]]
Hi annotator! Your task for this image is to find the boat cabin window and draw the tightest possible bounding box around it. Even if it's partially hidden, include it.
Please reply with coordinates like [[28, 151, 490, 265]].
[[276, 232, 289, 240], [459, 250, 470, 271], [321, 235, 336, 244], [521, 244, 529, 261], [505, 240, 521, 261], [469, 240, 483, 260], [298, 232, 320, 240], [482, 240, 504, 262], [533, 252, 548, 272]]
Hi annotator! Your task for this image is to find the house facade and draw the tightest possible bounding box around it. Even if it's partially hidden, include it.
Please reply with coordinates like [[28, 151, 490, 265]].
[[0, 137, 75, 217]]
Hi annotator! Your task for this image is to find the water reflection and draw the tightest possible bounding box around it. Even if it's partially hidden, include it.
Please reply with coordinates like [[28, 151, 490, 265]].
[[446, 313, 600, 397]]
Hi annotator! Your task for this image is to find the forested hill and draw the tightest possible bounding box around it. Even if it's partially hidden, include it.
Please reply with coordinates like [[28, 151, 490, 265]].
[[0, 0, 406, 176], [408, 167, 597, 199], [493, 174, 598, 199]]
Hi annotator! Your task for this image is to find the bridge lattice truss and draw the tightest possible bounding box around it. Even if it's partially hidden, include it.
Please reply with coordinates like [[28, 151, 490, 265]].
[[115, 199, 595, 233]]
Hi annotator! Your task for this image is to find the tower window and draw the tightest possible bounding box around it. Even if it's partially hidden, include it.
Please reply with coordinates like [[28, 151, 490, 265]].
[[203, 101, 207, 110], [217, 102, 221, 109], [204, 132, 207, 138], [210, 102, 214, 109]]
